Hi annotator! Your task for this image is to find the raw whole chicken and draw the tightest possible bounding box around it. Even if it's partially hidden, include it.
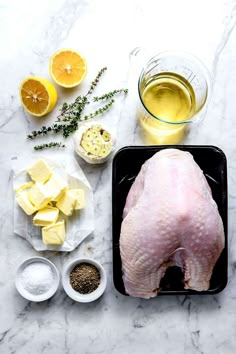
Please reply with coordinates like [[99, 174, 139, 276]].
[[120, 149, 225, 298]]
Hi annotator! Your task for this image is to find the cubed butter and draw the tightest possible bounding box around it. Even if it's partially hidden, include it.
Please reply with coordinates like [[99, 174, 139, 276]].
[[28, 182, 53, 209], [42, 221, 65, 245], [70, 189, 86, 210], [27, 159, 52, 183], [15, 181, 34, 194], [56, 190, 77, 216], [44, 173, 68, 201], [16, 192, 37, 215], [33, 206, 59, 226]]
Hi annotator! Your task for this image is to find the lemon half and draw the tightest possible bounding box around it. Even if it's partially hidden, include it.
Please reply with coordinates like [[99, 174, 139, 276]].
[[20, 77, 57, 117]]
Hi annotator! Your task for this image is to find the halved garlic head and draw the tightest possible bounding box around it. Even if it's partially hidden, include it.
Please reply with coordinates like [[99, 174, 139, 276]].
[[74, 122, 115, 164]]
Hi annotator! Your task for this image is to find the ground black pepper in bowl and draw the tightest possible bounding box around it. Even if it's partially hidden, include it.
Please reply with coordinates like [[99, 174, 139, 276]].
[[69, 263, 101, 294]]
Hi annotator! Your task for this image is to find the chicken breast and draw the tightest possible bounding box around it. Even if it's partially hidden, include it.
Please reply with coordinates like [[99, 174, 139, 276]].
[[120, 149, 225, 298]]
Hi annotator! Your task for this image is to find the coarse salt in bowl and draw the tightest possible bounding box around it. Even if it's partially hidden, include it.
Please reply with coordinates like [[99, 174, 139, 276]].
[[15, 257, 60, 302], [62, 258, 107, 303]]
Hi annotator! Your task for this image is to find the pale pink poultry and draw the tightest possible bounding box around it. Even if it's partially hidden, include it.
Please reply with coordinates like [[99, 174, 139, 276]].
[[120, 149, 225, 298]]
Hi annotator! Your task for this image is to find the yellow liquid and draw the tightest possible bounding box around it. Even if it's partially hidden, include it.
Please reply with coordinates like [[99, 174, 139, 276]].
[[139, 72, 196, 144]]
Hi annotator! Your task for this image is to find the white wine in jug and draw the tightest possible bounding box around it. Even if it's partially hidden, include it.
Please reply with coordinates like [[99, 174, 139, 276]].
[[141, 72, 196, 122], [139, 72, 196, 144]]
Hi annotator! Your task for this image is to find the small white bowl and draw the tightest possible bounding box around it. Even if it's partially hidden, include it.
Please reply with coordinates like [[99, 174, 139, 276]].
[[62, 258, 107, 303], [15, 257, 60, 302]]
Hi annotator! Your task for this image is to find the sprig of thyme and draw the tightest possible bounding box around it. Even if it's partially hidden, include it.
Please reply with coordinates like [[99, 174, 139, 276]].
[[93, 89, 128, 102], [27, 124, 63, 139], [26, 67, 128, 149], [86, 67, 107, 95], [34, 142, 66, 150], [82, 99, 115, 121]]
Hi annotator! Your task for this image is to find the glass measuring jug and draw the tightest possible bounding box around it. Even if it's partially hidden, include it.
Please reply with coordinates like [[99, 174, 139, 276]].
[[138, 51, 212, 144]]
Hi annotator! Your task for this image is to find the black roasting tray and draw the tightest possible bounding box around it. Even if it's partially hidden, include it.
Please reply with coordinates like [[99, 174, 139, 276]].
[[112, 145, 228, 296]]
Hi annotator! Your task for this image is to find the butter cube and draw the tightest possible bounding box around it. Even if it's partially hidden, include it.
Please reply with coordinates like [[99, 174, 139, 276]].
[[42, 221, 66, 245], [33, 206, 59, 226], [16, 192, 37, 215], [44, 173, 68, 201], [28, 182, 53, 209], [15, 181, 34, 194], [56, 190, 77, 216], [70, 189, 86, 210], [27, 159, 52, 183]]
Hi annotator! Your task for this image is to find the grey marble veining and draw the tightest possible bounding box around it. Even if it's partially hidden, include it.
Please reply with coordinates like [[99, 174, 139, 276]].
[[1, 0, 236, 353]]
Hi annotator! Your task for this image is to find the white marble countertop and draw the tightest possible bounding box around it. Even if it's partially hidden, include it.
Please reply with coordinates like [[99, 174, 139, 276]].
[[1, 0, 236, 353]]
